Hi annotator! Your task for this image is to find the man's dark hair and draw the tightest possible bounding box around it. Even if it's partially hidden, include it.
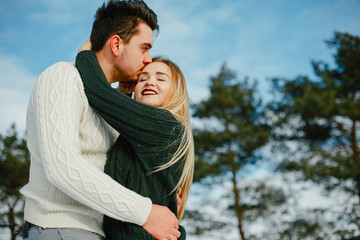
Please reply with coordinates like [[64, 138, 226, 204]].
[[90, 0, 159, 52]]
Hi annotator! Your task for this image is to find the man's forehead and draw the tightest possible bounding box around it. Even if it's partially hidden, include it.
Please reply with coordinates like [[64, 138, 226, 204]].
[[132, 23, 153, 42]]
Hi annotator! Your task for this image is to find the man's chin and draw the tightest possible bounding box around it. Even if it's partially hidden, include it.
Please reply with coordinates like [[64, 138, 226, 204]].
[[128, 86, 136, 92]]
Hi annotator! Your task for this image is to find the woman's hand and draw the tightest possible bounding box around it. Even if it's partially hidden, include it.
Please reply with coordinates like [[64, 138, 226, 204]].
[[118, 80, 137, 95], [78, 37, 92, 53]]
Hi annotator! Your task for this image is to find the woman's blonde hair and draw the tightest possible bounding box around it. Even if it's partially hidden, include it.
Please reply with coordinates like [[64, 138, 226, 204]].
[[151, 57, 194, 221]]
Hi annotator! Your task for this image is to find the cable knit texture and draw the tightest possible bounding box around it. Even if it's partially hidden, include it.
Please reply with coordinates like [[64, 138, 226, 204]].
[[75, 50, 187, 239], [20, 62, 152, 237]]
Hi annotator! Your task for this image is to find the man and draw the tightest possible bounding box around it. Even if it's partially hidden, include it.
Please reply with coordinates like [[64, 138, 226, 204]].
[[21, 1, 181, 240]]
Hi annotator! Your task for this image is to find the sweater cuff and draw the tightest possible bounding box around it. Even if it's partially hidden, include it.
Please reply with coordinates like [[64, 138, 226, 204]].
[[131, 196, 152, 226]]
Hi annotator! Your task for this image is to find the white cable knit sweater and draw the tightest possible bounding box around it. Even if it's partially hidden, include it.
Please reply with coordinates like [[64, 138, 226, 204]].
[[20, 62, 152, 237]]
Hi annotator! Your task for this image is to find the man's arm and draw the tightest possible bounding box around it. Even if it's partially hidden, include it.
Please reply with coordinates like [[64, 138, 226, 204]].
[[31, 62, 151, 224]]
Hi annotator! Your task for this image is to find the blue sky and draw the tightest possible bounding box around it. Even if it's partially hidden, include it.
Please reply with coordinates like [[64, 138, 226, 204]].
[[1, 0, 360, 134]]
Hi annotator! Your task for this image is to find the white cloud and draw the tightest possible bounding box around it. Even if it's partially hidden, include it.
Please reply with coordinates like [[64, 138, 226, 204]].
[[0, 55, 36, 134], [0, 55, 36, 88], [0, 88, 29, 134], [22, 0, 103, 25], [28, 12, 78, 24]]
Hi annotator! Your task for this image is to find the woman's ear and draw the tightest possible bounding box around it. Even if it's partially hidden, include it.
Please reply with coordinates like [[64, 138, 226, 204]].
[[109, 35, 123, 57]]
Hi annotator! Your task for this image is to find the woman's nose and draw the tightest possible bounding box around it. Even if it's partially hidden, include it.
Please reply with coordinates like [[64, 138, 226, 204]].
[[145, 79, 155, 86]]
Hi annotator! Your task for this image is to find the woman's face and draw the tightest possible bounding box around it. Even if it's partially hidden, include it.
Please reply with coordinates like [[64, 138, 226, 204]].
[[135, 62, 175, 107]]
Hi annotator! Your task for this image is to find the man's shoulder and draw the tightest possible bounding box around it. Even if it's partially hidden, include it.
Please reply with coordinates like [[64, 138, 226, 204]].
[[43, 61, 78, 75], [37, 61, 83, 90], [39, 61, 83, 83]]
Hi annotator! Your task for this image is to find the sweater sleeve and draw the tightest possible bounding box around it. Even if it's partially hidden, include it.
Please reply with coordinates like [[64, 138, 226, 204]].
[[75, 50, 182, 150], [28, 62, 152, 226]]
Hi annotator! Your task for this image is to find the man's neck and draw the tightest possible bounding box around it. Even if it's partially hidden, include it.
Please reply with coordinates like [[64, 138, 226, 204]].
[[95, 51, 116, 84]]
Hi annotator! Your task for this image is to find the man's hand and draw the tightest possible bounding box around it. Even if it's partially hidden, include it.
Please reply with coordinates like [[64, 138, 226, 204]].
[[142, 204, 181, 240]]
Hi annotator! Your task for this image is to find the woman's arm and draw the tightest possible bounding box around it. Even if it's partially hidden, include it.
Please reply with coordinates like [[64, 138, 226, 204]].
[[78, 39, 135, 95], [75, 50, 181, 149]]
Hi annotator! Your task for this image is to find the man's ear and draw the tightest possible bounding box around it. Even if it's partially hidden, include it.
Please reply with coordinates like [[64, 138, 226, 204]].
[[109, 35, 123, 57]]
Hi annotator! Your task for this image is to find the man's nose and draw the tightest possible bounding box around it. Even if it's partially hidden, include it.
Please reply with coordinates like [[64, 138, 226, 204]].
[[143, 53, 152, 65]]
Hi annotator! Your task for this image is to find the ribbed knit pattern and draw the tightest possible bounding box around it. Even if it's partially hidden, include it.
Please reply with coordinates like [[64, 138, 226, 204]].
[[21, 61, 152, 237], [76, 50, 187, 239]]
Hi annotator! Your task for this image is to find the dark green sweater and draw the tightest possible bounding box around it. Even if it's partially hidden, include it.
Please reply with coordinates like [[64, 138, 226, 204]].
[[76, 51, 186, 240]]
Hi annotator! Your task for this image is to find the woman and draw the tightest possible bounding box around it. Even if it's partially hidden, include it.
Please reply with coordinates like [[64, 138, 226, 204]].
[[75, 50, 194, 240]]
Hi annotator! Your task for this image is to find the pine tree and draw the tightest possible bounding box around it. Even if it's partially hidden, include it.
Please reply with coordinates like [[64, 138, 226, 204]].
[[191, 64, 272, 240], [0, 124, 30, 240], [269, 32, 360, 236]]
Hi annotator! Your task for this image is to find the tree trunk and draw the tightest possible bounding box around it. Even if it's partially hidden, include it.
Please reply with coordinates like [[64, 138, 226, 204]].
[[231, 162, 246, 240], [350, 119, 358, 157], [6, 197, 18, 240], [350, 119, 360, 202]]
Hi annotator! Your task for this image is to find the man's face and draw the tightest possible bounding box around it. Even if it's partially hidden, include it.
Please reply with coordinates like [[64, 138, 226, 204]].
[[114, 22, 153, 87]]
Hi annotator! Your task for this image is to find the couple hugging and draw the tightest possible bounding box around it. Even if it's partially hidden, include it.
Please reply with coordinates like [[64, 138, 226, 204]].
[[21, 1, 194, 240]]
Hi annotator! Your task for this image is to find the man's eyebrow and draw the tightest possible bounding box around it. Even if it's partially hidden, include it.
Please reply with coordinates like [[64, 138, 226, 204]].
[[142, 43, 152, 49]]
